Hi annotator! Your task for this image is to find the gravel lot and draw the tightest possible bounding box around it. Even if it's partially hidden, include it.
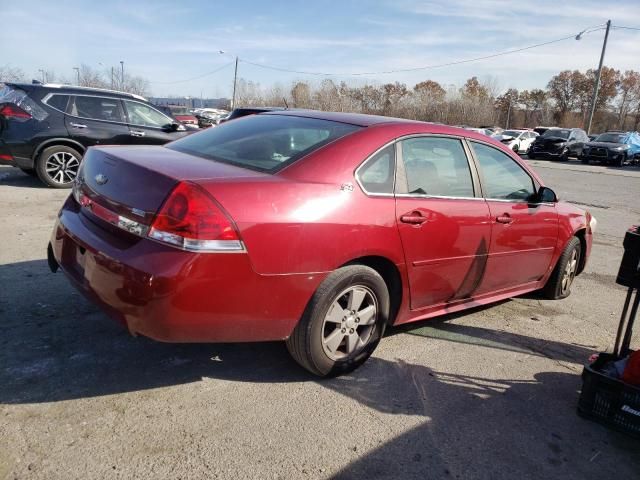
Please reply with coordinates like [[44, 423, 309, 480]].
[[1, 159, 639, 480]]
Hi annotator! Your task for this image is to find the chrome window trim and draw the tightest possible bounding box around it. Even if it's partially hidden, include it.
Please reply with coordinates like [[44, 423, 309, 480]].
[[354, 140, 398, 197], [395, 193, 485, 201]]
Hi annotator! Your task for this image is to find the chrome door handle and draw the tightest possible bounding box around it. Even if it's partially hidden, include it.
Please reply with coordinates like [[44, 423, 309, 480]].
[[69, 122, 87, 129], [130, 130, 145, 137], [496, 214, 513, 224]]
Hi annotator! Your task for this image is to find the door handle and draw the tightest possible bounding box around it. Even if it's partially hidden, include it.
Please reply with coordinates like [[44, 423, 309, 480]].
[[496, 214, 514, 224], [130, 130, 145, 137], [400, 212, 428, 225], [69, 122, 87, 129]]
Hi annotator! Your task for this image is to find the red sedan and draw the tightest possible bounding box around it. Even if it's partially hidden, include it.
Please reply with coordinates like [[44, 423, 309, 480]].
[[48, 111, 595, 376]]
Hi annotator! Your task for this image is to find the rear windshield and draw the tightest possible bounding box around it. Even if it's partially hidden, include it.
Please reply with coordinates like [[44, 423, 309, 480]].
[[542, 129, 570, 139], [167, 114, 362, 172], [595, 133, 625, 143]]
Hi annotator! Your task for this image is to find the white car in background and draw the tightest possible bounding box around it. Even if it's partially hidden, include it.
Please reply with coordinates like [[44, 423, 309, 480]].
[[492, 129, 538, 154]]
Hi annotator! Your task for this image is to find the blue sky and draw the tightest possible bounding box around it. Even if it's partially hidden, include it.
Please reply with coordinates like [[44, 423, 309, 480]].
[[2, 0, 639, 98]]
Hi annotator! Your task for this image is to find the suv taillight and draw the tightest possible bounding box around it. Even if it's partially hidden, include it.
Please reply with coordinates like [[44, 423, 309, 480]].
[[148, 182, 244, 252], [0, 104, 32, 120]]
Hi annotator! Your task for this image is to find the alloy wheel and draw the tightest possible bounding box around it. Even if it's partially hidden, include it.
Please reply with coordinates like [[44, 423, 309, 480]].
[[321, 285, 378, 361], [45, 151, 80, 185]]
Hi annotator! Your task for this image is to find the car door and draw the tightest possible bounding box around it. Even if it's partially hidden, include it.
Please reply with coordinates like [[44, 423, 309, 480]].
[[122, 99, 188, 145], [394, 136, 492, 310], [469, 141, 558, 294], [65, 95, 131, 148]]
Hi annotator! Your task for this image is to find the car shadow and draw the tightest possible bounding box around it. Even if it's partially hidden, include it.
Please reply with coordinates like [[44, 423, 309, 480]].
[[0, 166, 47, 188], [1, 259, 598, 405]]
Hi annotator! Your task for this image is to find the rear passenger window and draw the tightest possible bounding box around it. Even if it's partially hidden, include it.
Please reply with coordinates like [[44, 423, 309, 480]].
[[399, 137, 474, 197], [357, 145, 395, 194], [71, 96, 125, 122], [470, 142, 535, 201], [46, 94, 70, 112]]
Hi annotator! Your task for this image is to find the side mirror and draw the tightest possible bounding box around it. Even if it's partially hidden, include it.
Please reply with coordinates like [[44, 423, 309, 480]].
[[537, 186, 557, 203]]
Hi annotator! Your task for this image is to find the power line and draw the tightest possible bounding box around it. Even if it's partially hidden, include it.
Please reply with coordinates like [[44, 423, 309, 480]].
[[150, 61, 234, 84], [612, 25, 640, 31], [239, 25, 607, 77]]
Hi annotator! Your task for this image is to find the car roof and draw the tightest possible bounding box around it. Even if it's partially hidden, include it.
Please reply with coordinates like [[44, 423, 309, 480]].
[[6, 82, 147, 101], [264, 109, 422, 127]]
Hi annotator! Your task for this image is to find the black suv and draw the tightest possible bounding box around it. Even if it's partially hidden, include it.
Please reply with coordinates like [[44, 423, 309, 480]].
[[0, 83, 190, 187], [528, 127, 589, 161]]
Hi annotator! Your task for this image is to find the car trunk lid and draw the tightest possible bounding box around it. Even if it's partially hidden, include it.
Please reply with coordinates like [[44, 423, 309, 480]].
[[76, 145, 269, 232]]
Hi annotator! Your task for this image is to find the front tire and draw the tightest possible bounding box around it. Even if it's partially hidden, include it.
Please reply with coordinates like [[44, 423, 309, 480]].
[[286, 265, 389, 377], [36, 145, 82, 188], [542, 237, 581, 300]]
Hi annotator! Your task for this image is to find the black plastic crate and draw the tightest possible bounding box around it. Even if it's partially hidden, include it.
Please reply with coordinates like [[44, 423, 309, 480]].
[[578, 352, 640, 438]]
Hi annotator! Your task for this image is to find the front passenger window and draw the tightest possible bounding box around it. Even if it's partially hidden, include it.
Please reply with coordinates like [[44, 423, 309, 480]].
[[470, 142, 535, 201], [124, 100, 171, 128]]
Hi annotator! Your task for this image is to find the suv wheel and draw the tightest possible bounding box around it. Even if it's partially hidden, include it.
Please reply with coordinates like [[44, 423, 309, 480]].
[[36, 145, 82, 188]]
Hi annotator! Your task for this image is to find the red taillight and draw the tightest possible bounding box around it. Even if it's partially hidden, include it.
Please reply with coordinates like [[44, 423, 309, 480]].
[[148, 182, 243, 252], [0, 154, 13, 162], [0, 104, 32, 119]]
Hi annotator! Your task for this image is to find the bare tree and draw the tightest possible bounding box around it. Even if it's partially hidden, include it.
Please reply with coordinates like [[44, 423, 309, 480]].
[[0, 65, 26, 83]]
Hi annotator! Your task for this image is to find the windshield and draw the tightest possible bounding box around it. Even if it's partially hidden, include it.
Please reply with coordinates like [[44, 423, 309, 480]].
[[595, 133, 625, 143], [167, 114, 361, 173], [542, 129, 570, 139]]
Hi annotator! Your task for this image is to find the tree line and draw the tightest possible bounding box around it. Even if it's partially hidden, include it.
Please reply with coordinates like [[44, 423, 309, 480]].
[[235, 67, 640, 133], [3, 63, 640, 132]]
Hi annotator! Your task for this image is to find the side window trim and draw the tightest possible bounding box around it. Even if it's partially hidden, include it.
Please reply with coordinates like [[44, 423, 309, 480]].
[[122, 99, 173, 130], [354, 141, 397, 197], [465, 138, 540, 202], [395, 134, 481, 199], [66, 94, 127, 125]]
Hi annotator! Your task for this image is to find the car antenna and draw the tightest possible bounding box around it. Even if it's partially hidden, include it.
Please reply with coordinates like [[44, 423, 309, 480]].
[[283, 97, 289, 109]]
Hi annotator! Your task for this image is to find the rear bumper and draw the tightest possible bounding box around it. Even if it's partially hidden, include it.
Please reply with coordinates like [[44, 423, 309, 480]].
[[49, 196, 323, 342]]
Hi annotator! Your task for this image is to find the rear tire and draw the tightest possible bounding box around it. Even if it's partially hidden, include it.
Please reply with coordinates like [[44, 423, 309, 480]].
[[36, 145, 82, 188], [286, 265, 389, 377], [542, 237, 581, 300]]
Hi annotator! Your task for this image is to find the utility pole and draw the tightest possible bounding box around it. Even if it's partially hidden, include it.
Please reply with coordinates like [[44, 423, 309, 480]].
[[38, 69, 45, 83], [506, 99, 512, 129], [73, 67, 80, 86], [586, 19, 611, 135], [231, 56, 238, 110], [120, 61, 124, 90], [111, 67, 114, 89]]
